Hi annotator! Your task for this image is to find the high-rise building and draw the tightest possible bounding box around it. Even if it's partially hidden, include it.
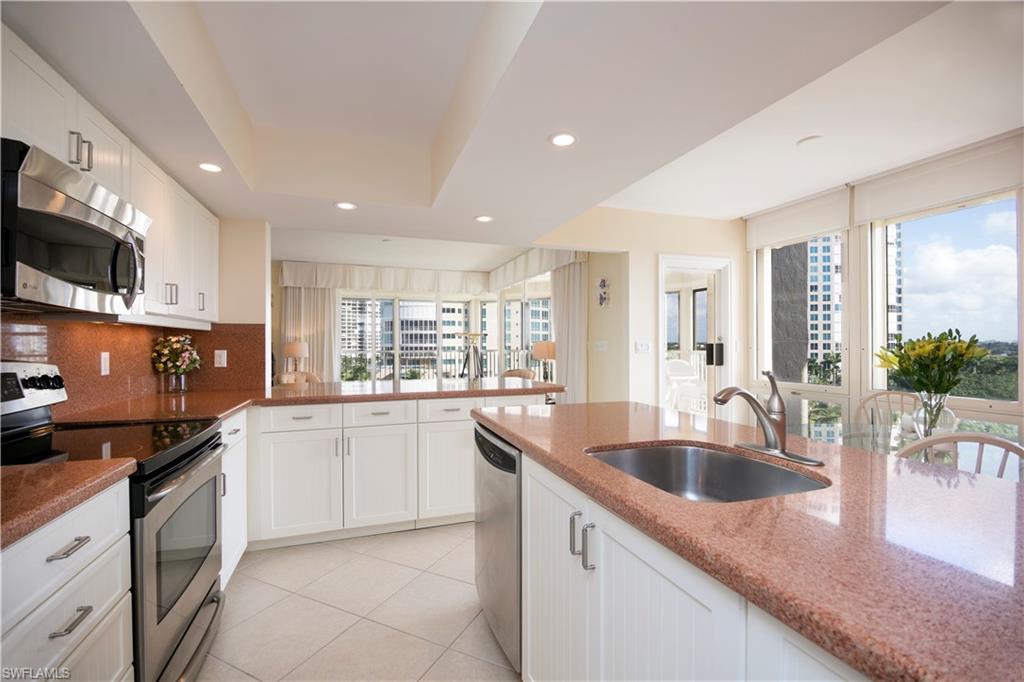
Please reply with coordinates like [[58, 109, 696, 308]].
[[805, 235, 843, 363], [885, 224, 904, 348]]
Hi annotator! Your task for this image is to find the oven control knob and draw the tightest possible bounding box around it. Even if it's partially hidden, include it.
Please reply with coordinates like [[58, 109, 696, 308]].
[[22, 376, 39, 389], [51, 375, 65, 389], [37, 375, 53, 389]]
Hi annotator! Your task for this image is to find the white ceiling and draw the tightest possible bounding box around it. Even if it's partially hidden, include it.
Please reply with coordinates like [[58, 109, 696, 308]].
[[197, 2, 484, 144], [0, 1, 943, 248], [605, 2, 1024, 220], [270, 230, 525, 271]]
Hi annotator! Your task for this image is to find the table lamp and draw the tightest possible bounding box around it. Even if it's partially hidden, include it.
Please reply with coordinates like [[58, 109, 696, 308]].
[[532, 341, 556, 382], [284, 341, 309, 373]]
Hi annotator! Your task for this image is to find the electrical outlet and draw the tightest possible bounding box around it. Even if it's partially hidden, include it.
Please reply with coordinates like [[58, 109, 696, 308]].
[[214, 350, 228, 368], [100, 352, 110, 376], [633, 341, 651, 354], [101, 442, 111, 459], [593, 340, 609, 352]]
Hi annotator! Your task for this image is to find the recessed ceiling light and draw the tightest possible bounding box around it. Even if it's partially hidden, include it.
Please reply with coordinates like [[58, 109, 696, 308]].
[[335, 202, 357, 210], [549, 132, 576, 147], [198, 162, 222, 173], [475, 215, 494, 223], [796, 135, 823, 147]]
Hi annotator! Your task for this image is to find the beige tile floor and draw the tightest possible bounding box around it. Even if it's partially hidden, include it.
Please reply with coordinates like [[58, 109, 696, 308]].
[[199, 523, 519, 682]]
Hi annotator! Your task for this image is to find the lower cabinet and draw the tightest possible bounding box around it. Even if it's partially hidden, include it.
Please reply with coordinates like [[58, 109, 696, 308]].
[[343, 424, 418, 528], [259, 430, 343, 539], [746, 604, 865, 681], [220, 437, 247, 585], [418, 420, 476, 519]]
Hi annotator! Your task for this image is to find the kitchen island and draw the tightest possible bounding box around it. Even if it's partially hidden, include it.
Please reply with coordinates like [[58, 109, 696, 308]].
[[472, 401, 1023, 681]]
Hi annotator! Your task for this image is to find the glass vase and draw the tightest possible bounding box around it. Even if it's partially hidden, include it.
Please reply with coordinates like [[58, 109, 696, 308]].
[[162, 373, 188, 393], [913, 392, 956, 438]]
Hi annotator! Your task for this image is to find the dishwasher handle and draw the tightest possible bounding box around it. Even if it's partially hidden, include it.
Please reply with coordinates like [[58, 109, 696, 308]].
[[475, 425, 519, 474]]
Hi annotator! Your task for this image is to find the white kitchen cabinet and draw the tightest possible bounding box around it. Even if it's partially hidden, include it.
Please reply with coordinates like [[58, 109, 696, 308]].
[[2, 25, 76, 162], [259, 430, 343, 539], [164, 184, 198, 319], [74, 97, 129, 197], [522, 456, 746, 682], [521, 457, 591, 682], [484, 394, 546, 408], [418, 420, 475, 519], [343, 424, 417, 528], [128, 146, 171, 314], [220, 413, 248, 586], [194, 206, 220, 321], [746, 604, 864, 681]]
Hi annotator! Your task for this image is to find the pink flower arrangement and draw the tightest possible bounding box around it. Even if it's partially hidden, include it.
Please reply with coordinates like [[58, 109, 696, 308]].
[[152, 335, 201, 375]]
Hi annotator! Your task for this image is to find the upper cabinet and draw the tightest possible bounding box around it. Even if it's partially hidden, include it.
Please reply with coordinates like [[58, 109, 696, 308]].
[[2, 23, 220, 324]]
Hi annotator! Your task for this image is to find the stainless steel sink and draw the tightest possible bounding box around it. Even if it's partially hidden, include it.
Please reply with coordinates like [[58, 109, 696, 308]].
[[587, 445, 828, 502]]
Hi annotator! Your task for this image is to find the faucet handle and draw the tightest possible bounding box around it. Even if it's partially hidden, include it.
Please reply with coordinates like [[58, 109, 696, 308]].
[[762, 371, 785, 415]]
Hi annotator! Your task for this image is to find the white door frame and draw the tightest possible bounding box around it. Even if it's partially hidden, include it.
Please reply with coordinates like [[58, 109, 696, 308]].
[[658, 254, 737, 421]]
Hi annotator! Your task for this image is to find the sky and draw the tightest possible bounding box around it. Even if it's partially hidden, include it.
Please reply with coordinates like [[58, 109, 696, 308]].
[[897, 197, 1018, 343]]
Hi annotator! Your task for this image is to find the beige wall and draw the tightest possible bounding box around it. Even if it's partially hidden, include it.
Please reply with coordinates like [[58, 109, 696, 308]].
[[586, 251, 630, 402], [219, 219, 272, 387], [537, 206, 748, 406]]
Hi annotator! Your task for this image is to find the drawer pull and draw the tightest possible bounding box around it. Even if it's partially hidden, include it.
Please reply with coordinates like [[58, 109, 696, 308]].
[[228, 428, 241, 435], [370, 411, 391, 416], [291, 415, 314, 421], [46, 536, 91, 562], [442, 408, 462, 413], [48, 605, 93, 639]]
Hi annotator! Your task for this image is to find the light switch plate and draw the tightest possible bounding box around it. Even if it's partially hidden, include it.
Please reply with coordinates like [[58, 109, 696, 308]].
[[100, 352, 110, 376], [593, 340, 609, 352], [214, 350, 228, 368]]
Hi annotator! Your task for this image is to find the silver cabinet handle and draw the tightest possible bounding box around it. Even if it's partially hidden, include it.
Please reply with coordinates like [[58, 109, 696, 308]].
[[46, 536, 91, 562], [345, 438, 352, 457], [291, 415, 314, 421], [581, 523, 596, 570], [442, 408, 462, 413], [174, 283, 180, 305], [227, 428, 241, 436], [199, 291, 206, 311], [165, 283, 173, 305], [569, 511, 582, 556], [221, 472, 227, 497], [82, 139, 94, 171], [49, 606, 92, 639], [370, 411, 391, 416], [68, 131, 83, 164]]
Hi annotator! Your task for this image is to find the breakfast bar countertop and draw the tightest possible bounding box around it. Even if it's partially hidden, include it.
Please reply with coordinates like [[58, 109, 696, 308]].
[[471, 401, 1024, 682], [0, 458, 136, 548], [55, 377, 562, 426]]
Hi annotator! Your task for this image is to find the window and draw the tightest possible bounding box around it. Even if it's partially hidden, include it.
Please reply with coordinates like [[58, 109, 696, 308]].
[[883, 196, 1019, 401], [397, 300, 437, 380], [666, 291, 681, 351], [338, 297, 381, 381], [692, 288, 708, 350], [440, 301, 469, 378], [759, 233, 844, 386]]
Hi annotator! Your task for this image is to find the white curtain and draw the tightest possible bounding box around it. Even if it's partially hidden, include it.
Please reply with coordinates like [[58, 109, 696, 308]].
[[281, 287, 338, 382], [551, 261, 588, 403]]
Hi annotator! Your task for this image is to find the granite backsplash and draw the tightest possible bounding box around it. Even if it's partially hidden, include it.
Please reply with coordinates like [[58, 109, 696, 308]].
[[1, 314, 265, 419]]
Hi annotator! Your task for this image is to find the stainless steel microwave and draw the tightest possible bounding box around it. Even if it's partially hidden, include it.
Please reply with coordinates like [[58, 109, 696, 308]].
[[1, 138, 151, 315]]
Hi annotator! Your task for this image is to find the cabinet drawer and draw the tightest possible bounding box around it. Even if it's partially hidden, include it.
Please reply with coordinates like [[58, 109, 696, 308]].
[[2, 535, 130, 670], [343, 400, 416, 427], [261, 404, 343, 432], [61, 592, 132, 682], [418, 397, 483, 423], [221, 410, 247, 448], [2, 481, 129, 632], [483, 394, 546, 408]]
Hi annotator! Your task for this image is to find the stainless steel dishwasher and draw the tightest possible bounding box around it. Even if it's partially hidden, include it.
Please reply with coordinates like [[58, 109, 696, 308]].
[[474, 423, 521, 672]]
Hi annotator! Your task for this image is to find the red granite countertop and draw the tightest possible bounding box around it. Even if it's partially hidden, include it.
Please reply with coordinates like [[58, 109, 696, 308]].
[[1, 458, 136, 548], [472, 401, 1024, 682], [56, 378, 562, 425]]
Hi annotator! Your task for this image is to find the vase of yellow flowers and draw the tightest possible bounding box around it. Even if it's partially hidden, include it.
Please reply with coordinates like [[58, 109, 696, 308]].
[[875, 329, 988, 438], [153, 334, 201, 393]]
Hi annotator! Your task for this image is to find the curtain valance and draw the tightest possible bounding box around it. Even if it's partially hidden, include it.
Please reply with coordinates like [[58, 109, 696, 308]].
[[746, 187, 850, 250], [488, 248, 581, 292], [280, 261, 490, 295]]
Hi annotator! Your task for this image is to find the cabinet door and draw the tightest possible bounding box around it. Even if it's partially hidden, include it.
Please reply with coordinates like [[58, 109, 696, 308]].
[[521, 457, 590, 682], [586, 502, 746, 681], [165, 185, 197, 318], [128, 146, 170, 313], [220, 439, 247, 586], [194, 207, 219, 321], [343, 424, 417, 528], [75, 98, 129, 196], [259, 430, 343, 539], [418, 420, 475, 519], [1, 26, 77, 163], [746, 604, 864, 681]]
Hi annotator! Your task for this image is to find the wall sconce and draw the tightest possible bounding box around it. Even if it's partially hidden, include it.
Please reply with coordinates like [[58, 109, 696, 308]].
[[597, 278, 609, 307]]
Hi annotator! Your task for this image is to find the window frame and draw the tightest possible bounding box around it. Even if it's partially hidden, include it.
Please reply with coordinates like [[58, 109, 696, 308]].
[[692, 287, 708, 351]]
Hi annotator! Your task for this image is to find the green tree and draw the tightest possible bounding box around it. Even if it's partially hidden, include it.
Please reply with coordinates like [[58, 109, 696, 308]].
[[340, 355, 371, 381]]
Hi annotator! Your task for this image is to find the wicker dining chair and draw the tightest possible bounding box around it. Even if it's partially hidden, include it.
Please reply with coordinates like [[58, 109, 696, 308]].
[[895, 432, 1024, 479], [855, 391, 921, 428], [501, 368, 536, 380]]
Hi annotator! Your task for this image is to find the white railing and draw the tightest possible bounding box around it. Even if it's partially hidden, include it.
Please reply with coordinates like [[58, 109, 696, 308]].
[[342, 348, 555, 382]]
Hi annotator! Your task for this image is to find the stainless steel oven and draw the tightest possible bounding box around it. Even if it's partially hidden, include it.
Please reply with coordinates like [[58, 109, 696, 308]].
[[1, 137, 150, 315], [132, 434, 226, 682]]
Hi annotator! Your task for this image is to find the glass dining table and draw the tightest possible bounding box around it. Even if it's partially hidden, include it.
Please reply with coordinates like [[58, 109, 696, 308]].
[[790, 418, 1024, 482]]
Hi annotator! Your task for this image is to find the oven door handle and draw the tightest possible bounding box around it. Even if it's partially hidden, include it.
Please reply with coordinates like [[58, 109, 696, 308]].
[[147, 445, 226, 504]]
